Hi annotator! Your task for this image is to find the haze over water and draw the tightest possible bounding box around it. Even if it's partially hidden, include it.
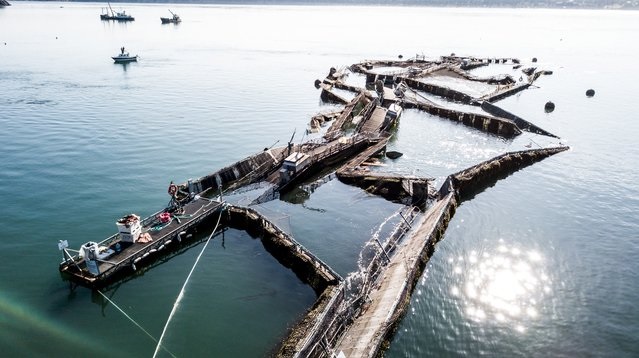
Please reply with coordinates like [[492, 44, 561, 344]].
[[1, 2, 638, 357]]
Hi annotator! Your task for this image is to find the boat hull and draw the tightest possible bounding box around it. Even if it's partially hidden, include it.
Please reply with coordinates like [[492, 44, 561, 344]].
[[161, 17, 181, 24], [112, 56, 137, 63], [101, 16, 134, 21]]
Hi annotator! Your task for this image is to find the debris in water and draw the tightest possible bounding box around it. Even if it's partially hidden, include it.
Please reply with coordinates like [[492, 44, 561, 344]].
[[386, 151, 403, 160]]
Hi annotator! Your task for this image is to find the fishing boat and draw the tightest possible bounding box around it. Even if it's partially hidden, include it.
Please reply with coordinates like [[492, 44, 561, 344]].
[[100, 2, 134, 21], [160, 10, 181, 24], [112, 47, 138, 63]]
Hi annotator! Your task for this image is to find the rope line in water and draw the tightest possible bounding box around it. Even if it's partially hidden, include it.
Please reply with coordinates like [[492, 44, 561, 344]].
[[152, 204, 225, 358], [97, 290, 177, 358]]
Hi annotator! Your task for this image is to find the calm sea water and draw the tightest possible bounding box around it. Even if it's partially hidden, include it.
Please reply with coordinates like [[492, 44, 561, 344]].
[[1, 2, 638, 357]]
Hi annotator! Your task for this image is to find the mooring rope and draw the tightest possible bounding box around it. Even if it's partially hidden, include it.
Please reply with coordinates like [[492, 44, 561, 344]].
[[96, 290, 177, 358], [152, 204, 225, 358]]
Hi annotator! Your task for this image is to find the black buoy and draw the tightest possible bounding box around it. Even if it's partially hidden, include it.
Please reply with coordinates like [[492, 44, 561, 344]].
[[532, 57, 538, 63], [314, 79, 321, 89], [586, 89, 595, 97], [544, 101, 555, 113], [398, 54, 403, 59], [385, 151, 403, 160]]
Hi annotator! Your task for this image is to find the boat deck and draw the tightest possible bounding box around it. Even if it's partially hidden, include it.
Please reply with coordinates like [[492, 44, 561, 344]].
[[60, 196, 224, 288]]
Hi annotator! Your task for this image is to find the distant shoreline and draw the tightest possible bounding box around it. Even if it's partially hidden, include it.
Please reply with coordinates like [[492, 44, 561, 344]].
[[10, 0, 639, 10]]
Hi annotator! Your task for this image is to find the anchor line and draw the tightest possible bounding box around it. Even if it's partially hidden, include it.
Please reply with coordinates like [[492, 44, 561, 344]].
[[96, 290, 177, 358], [152, 203, 226, 358]]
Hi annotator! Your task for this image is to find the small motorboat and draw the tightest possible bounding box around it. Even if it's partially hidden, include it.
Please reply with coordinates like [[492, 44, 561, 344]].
[[112, 47, 138, 63], [161, 10, 181, 24]]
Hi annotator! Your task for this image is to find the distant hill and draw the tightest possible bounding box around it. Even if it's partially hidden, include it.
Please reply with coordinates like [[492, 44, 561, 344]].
[[19, 0, 639, 9]]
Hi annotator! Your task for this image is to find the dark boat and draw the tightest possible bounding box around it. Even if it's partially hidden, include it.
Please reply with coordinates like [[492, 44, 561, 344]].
[[161, 10, 181, 24]]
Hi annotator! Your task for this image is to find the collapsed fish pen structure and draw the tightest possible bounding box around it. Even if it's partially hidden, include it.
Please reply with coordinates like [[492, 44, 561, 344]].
[[319, 55, 556, 139], [58, 53, 569, 357]]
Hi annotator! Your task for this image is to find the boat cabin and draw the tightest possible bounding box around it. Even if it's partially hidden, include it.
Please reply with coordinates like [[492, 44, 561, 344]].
[[386, 103, 403, 120], [279, 152, 311, 184]]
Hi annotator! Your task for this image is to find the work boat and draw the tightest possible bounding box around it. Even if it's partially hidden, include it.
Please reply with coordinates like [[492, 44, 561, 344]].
[[161, 10, 181, 24], [111, 10, 134, 21], [58, 181, 225, 288], [100, 2, 134, 21], [112, 47, 138, 63]]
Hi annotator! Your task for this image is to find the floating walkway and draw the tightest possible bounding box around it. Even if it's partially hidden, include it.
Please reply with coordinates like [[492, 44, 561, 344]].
[[334, 194, 457, 357]]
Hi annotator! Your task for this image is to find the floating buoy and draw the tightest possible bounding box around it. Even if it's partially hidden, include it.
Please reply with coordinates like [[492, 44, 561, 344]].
[[398, 54, 403, 59], [532, 57, 538, 63], [544, 101, 555, 113], [586, 89, 595, 97], [314, 79, 321, 89], [386, 151, 403, 160]]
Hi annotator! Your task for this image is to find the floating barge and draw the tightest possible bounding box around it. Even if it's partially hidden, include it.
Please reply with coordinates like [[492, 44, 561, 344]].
[[59, 194, 224, 288]]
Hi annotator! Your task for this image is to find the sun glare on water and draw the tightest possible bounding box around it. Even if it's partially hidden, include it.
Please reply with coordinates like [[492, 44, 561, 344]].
[[449, 240, 552, 332]]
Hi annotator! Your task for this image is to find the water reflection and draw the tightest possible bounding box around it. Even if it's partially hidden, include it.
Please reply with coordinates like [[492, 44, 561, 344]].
[[114, 62, 134, 72], [449, 239, 551, 331]]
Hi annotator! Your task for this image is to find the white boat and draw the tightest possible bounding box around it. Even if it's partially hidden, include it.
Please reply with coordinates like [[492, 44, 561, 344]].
[[112, 47, 138, 63]]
